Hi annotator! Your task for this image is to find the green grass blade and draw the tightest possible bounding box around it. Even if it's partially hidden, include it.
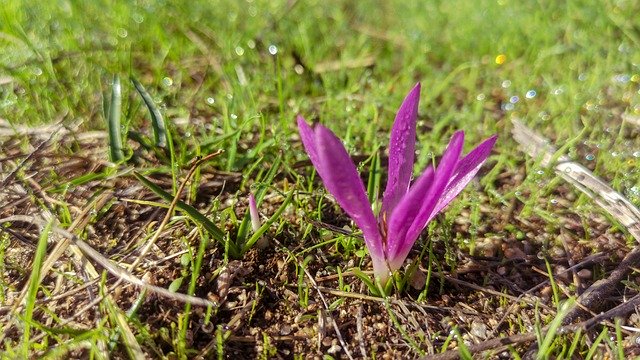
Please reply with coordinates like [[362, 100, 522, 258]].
[[107, 74, 124, 162], [21, 220, 52, 357], [537, 298, 575, 359], [131, 77, 167, 148], [133, 171, 240, 257]]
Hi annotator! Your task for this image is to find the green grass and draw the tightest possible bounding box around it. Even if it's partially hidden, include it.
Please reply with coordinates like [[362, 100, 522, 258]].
[[2, 0, 640, 358]]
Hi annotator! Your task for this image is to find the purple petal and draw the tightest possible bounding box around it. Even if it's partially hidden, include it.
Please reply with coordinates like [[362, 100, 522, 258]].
[[430, 135, 497, 217], [380, 83, 421, 217], [387, 131, 465, 263], [297, 116, 326, 179], [311, 124, 384, 259], [385, 166, 435, 261]]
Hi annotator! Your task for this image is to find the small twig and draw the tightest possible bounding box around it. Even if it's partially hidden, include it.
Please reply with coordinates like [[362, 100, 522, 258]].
[[275, 238, 355, 360], [301, 265, 355, 360], [420, 293, 640, 360], [356, 304, 367, 359], [128, 150, 223, 271], [0, 215, 216, 307], [562, 246, 640, 324]]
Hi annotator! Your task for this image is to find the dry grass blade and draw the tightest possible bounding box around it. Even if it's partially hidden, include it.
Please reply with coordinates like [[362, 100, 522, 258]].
[[420, 294, 640, 360], [512, 119, 640, 241], [512, 119, 640, 341], [0, 215, 217, 308], [129, 149, 226, 269]]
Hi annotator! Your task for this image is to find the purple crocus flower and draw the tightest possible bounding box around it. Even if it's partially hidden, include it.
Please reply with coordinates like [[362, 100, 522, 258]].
[[298, 83, 497, 282]]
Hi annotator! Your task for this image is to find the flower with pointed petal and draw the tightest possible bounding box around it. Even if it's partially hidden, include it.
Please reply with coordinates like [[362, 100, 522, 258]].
[[298, 83, 497, 282]]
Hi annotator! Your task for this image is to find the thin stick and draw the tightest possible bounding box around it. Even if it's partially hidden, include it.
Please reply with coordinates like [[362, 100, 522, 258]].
[[419, 293, 640, 360]]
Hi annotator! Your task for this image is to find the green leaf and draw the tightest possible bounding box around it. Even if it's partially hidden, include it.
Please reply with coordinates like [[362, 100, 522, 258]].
[[131, 77, 167, 148], [133, 171, 240, 257], [169, 277, 184, 293], [107, 74, 124, 162]]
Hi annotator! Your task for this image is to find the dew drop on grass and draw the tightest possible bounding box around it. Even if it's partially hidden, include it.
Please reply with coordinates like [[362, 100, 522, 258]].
[[33, 67, 43, 76], [525, 90, 536, 99], [162, 77, 173, 87], [206, 97, 215, 105], [538, 111, 550, 121], [501, 80, 511, 88], [611, 151, 620, 157], [509, 96, 519, 104], [585, 100, 596, 111], [268, 45, 278, 55], [117, 28, 128, 38], [552, 87, 564, 95], [133, 13, 144, 23], [578, 73, 587, 81], [294, 64, 304, 74], [247, 39, 256, 49], [476, 93, 485, 101], [230, 113, 238, 120], [550, 199, 558, 205], [585, 154, 595, 161], [613, 74, 630, 84], [502, 103, 514, 111], [235, 46, 245, 56], [633, 151, 640, 158]]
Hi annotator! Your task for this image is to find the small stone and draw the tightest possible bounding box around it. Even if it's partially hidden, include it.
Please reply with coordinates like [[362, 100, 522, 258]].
[[554, 265, 569, 282], [280, 325, 292, 335], [327, 344, 342, 354], [470, 321, 488, 340], [322, 337, 333, 347], [577, 269, 592, 279]]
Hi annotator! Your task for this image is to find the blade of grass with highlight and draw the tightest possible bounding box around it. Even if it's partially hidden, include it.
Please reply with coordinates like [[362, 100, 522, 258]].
[[131, 77, 167, 148], [102, 280, 145, 360], [133, 171, 239, 257], [107, 74, 124, 162], [21, 220, 52, 357]]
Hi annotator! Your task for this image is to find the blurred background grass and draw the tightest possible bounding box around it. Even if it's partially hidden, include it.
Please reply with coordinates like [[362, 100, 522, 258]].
[[3, 0, 640, 357], [3, 0, 640, 203]]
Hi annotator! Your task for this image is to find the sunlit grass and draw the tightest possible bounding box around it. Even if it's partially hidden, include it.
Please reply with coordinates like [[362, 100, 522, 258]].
[[1, 0, 639, 357]]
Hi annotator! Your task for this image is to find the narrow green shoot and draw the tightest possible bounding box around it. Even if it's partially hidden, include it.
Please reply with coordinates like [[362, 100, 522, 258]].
[[106, 74, 124, 162], [21, 220, 52, 357], [131, 77, 167, 148]]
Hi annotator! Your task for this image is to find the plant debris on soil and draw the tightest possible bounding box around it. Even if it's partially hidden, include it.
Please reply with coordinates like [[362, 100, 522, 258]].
[[2, 118, 640, 359]]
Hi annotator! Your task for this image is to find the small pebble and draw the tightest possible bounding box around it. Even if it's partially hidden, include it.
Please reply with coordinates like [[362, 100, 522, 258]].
[[577, 269, 592, 279], [327, 344, 342, 354], [280, 325, 292, 335], [470, 321, 488, 340], [322, 337, 333, 347]]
